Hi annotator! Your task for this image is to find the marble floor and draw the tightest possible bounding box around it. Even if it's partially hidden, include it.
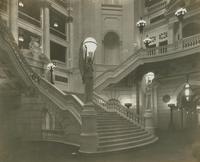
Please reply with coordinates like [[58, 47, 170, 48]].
[[1, 130, 200, 162]]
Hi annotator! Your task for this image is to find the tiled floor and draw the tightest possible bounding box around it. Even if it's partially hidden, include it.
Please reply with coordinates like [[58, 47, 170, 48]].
[[1, 130, 200, 162]]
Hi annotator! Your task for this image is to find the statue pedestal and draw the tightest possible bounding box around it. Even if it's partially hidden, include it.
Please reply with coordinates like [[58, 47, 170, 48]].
[[79, 102, 98, 153], [144, 109, 154, 134]]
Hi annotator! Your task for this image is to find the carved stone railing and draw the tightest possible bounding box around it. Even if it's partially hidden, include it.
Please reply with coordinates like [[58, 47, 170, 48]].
[[93, 93, 145, 127], [0, 18, 82, 124], [95, 33, 200, 91], [182, 34, 200, 49]]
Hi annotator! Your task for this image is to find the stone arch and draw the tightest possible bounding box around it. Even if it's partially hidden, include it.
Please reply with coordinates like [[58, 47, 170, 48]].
[[183, 22, 200, 38], [103, 31, 121, 65]]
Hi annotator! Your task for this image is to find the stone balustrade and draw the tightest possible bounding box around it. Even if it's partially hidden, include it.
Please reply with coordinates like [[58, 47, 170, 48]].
[[95, 33, 200, 91]]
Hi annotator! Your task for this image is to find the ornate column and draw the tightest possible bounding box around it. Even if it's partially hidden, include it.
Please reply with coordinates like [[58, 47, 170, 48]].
[[144, 84, 154, 133], [143, 73, 155, 134], [40, 0, 50, 58], [9, 0, 18, 42]]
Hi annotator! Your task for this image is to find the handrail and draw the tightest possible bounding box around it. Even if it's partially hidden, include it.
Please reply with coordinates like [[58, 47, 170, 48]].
[[93, 92, 145, 127], [95, 33, 200, 90], [0, 18, 82, 124]]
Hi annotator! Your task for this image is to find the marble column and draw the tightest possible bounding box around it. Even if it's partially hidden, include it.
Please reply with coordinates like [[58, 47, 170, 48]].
[[40, 1, 50, 58], [9, 0, 18, 42]]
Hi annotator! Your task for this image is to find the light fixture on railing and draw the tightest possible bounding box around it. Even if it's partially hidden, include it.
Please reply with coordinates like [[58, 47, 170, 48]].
[[136, 17, 146, 49], [175, 8, 187, 21], [47, 62, 56, 84], [136, 17, 146, 33], [18, 1, 24, 7], [124, 103, 132, 109], [143, 35, 152, 48]]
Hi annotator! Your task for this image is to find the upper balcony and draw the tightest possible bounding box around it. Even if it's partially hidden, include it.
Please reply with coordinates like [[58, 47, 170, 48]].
[[94, 33, 200, 92]]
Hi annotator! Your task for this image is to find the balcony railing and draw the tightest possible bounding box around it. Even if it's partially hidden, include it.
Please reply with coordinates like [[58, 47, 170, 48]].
[[95, 33, 200, 91], [18, 11, 41, 27], [50, 27, 66, 40]]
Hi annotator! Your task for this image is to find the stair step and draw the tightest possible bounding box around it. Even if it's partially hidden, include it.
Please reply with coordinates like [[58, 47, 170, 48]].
[[97, 126, 141, 133], [98, 128, 145, 136], [99, 133, 151, 146], [98, 136, 157, 151], [97, 123, 136, 129], [99, 131, 148, 140], [97, 136, 158, 153], [97, 118, 129, 122], [97, 121, 131, 125]]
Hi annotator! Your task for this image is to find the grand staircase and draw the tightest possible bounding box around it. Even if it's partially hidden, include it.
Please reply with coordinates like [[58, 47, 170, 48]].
[[0, 18, 158, 153], [65, 92, 158, 152], [96, 107, 158, 152]]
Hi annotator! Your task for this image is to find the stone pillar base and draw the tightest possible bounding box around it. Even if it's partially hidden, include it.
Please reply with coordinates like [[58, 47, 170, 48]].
[[79, 102, 98, 153], [144, 109, 154, 134]]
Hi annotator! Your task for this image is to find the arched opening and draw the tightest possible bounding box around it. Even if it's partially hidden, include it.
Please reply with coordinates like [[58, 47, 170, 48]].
[[42, 110, 52, 130], [183, 23, 200, 38], [103, 32, 120, 65]]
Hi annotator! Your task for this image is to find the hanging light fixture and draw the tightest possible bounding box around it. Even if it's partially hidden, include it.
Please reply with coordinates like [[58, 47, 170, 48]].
[[136, 17, 146, 33], [184, 75, 192, 101], [184, 83, 192, 101], [143, 35, 152, 48]]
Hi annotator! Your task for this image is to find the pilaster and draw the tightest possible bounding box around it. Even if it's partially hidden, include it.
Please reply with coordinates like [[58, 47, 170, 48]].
[[9, 0, 18, 42], [40, 0, 51, 58]]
